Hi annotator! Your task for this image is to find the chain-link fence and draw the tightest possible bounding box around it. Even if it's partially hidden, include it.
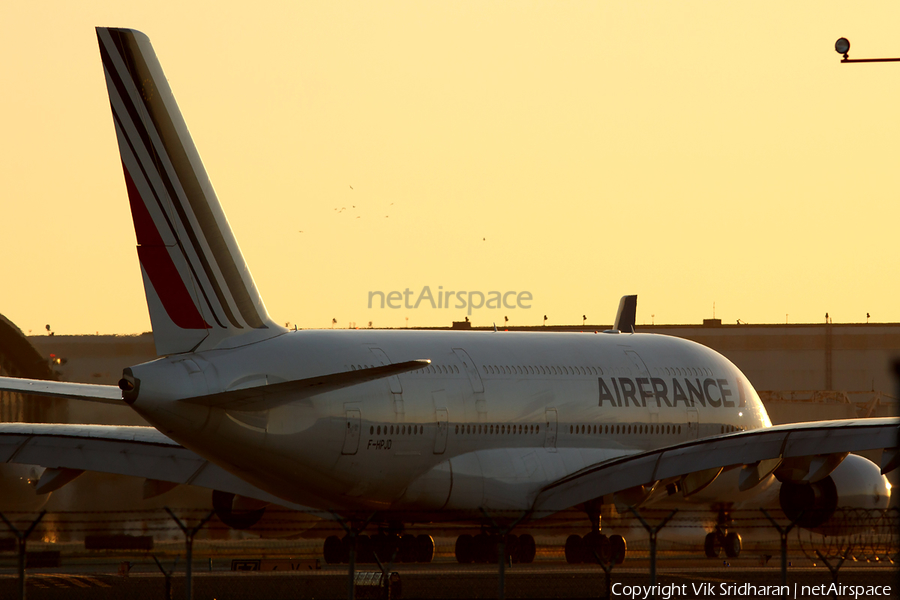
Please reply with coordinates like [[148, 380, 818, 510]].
[[0, 506, 896, 599]]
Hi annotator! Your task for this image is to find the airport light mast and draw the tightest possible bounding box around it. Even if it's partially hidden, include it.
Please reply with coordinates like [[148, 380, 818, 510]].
[[835, 38, 900, 63]]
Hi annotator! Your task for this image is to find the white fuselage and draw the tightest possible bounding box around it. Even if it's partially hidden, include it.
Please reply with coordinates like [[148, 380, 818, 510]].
[[127, 330, 772, 515]]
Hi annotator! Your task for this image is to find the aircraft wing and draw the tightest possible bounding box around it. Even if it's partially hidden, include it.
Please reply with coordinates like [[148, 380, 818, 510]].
[[533, 418, 898, 513], [0, 423, 316, 512]]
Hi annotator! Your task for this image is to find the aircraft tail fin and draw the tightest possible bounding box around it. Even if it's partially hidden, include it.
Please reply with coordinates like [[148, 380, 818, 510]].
[[96, 28, 284, 356], [613, 295, 637, 333]]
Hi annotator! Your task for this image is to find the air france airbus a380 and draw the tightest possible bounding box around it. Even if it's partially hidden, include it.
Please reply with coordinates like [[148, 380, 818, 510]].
[[0, 28, 895, 566]]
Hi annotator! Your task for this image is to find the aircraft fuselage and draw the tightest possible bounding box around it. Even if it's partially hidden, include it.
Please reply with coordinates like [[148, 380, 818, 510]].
[[126, 329, 771, 514]]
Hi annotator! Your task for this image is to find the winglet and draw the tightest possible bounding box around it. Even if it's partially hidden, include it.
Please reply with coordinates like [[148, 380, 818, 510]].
[[613, 295, 637, 333]]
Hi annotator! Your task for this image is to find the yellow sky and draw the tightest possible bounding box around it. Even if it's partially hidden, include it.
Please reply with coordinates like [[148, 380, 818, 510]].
[[1, 2, 898, 335]]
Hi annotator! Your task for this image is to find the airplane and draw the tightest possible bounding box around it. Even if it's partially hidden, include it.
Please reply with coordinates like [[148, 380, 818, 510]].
[[0, 27, 895, 567]]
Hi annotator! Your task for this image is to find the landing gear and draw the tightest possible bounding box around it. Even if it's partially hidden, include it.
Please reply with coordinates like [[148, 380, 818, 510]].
[[454, 532, 535, 564], [323, 532, 435, 564], [703, 532, 721, 558], [564, 533, 626, 564], [563, 502, 626, 565], [324, 535, 342, 564], [704, 506, 741, 558]]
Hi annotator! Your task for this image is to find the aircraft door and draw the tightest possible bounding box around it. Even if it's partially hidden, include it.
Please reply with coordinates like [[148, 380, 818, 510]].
[[686, 408, 699, 439], [623, 350, 649, 376], [452, 348, 486, 416], [342, 409, 361, 455], [451, 348, 484, 393], [544, 408, 558, 451], [370, 347, 404, 415], [434, 408, 449, 454]]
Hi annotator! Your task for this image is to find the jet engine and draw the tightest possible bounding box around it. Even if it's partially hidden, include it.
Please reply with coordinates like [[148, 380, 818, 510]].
[[212, 490, 268, 530], [778, 453, 890, 535], [211, 491, 319, 538]]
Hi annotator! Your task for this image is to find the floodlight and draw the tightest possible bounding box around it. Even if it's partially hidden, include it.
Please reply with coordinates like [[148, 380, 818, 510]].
[[835, 37, 850, 58]]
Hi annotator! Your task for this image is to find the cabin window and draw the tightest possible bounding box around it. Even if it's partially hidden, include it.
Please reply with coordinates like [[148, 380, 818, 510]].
[[370, 426, 374, 434]]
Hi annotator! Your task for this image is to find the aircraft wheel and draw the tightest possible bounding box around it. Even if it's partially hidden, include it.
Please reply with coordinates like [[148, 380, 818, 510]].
[[609, 534, 627, 565], [485, 535, 501, 564], [339, 536, 352, 563], [723, 532, 741, 558], [357, 534, 373, 563], [518, 534, 536, 564], [388, 533, 402, 561], [455, 534, 474, 564], [583, 532, 610, 564], [473, 533, 490, 563], [507, 534, 520, 563], [371, 533, 388, 563], [415, 534, 435, 563], [399, 534, 417, 563], [704, 532, 721, 558], [565, 534, 585, 564], [323, 535, 342, 564]]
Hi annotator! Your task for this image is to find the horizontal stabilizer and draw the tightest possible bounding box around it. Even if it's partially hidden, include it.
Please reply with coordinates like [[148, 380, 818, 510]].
[[182, 359, 431, 411], [0, 376, 122, 404]]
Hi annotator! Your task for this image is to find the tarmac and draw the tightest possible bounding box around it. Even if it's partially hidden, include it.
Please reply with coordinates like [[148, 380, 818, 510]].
[[0, 554, 896, 599]]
